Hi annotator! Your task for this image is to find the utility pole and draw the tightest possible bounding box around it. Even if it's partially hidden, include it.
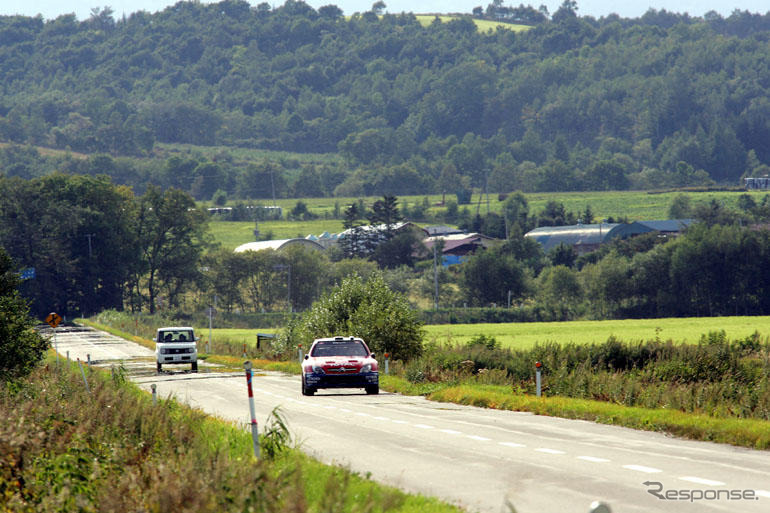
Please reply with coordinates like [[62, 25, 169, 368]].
[[433, 243, 439, 310], [85, 233, 95, 258]]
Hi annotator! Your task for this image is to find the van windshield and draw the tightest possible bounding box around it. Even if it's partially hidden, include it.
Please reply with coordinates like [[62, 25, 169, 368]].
[[159, 330, 194, 342]]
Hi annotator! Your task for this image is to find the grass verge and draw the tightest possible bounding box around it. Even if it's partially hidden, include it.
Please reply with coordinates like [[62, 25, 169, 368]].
[[380, 376, 770, 450], [0, 356, 461, 513]]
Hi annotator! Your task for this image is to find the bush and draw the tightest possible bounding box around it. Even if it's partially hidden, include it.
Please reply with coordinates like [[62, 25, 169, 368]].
[[0, 248, 49, 381], [280, 272, 423, 361]]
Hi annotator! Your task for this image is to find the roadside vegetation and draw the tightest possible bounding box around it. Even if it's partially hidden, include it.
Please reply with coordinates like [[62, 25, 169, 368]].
[[0, 360, 460, 512]]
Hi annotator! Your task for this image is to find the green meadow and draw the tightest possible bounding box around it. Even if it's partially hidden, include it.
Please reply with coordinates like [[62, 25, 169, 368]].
[[208, 189, 768, 249], [206, 316, 770, 349], [413, 15, 531, 32]]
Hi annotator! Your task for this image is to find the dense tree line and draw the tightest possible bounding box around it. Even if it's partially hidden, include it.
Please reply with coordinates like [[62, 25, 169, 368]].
[[2, 2, 770, 199]]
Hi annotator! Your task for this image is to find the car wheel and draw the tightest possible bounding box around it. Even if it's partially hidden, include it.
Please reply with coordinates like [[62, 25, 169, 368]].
[[302, 378, 315, 396], [156, 362, 162, 373], [365, 385, 379, 395], [191, 361, 198, 372]]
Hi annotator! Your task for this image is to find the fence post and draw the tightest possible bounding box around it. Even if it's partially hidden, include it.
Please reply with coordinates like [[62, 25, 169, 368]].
[[244, 361, 260, 459], [77, 358, 90, 394]]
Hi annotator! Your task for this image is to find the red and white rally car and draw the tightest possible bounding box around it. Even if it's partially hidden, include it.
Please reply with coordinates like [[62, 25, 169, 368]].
[[301, 336, 379, 396]]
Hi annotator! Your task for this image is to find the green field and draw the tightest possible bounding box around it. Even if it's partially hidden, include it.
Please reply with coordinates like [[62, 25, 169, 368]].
[[423, 316, 770, 348], [205, 316, 770, 349], [210, 220, 345, 249], [209, 189, 769, 249], [413, 15, 531, 32]]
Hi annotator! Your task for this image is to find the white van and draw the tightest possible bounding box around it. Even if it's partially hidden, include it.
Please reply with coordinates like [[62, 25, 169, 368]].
[[154, 326, 198, 373]]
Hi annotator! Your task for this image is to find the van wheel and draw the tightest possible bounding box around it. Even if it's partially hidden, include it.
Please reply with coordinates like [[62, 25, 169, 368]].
[[365, 385, 379, 395], [191, 361, 198, 372], [156, 362, 162, 373]]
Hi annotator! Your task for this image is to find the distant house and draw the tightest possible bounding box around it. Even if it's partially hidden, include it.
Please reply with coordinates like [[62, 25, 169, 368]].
[[524, 220, 694, 254], [423, 232, 497, 265], [234, 238, 325, 253]]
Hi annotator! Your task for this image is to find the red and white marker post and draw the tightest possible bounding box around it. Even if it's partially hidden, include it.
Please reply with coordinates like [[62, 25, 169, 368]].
[[243, 361, 260, 459]]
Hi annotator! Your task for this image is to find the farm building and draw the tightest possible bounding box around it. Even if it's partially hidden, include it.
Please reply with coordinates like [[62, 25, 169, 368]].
[[525, 219, 694, 254], [422, 232, 498, 265], [234, 238, 325, 253]]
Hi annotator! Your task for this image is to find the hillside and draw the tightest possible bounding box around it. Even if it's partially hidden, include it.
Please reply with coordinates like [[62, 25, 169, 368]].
[[2, 2, 770, 199]]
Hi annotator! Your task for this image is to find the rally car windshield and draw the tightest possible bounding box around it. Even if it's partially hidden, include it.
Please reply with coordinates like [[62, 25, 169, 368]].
[[311, 341, 369, 357]]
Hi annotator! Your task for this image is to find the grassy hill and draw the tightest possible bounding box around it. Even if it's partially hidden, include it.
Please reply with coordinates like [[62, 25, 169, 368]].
[[413, 14, 532, 32]]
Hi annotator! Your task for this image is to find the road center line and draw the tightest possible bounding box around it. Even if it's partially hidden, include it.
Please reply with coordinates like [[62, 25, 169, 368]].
[[414, 424, 434, 429], [391, 419, 408, 424], [440, 429, 463, 435], [678, 476, 726, 486], [535, 448, 565, 455], [466, 435, 491, 441], [623, 464, 662, 474]]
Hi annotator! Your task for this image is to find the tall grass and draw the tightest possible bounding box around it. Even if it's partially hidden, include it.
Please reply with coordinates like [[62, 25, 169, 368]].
[[0, 361, 460, 512], [402, 332, 770, 421]]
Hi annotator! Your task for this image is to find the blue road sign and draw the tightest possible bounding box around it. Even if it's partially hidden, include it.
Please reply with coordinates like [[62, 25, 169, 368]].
[[19, 268, 35, 280]]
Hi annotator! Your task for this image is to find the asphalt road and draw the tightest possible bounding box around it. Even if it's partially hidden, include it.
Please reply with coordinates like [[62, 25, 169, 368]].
[[49, 326, 770, 513]]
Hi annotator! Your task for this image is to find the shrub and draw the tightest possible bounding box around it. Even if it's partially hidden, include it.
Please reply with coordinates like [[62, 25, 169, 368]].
[[281, 272, 424, 361], [0, 248, 49, 381]]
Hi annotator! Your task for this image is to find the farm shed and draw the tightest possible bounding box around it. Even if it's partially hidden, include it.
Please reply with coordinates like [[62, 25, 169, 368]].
[[422, 232, 498, 265], [525, 219, 695, 254], [234, 238, 325, 253], [524, 223, 624, 254]]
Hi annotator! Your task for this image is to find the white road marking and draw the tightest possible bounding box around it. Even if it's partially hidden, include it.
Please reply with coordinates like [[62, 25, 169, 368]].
[[678, 476, 725, 486], [499, 442, 526, 448], [440, 429, 463, 435], [535, 448, 565, 455], [372, 416, 390, 421], [323, 405, 336, 410], [414, 424, 434, 429], [339, 408, 352, 413], [355, 412, 371, 417], [756, 490, 770, 498], [466, 435, 491, 441], [623, 465, 662, 474], [391, 420, 408, 424], [577, 456, 610, 463]]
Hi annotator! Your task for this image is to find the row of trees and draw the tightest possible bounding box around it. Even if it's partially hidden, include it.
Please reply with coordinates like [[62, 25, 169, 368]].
[[0, 174, 208, 317], [3, 2, 770, 196]]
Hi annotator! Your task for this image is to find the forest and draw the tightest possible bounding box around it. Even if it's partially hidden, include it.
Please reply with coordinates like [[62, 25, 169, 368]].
[[2, 1, 770, 199]]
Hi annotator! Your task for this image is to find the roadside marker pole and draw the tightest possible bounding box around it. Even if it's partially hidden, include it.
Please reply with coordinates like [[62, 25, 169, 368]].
[[535, 361, 543, 397], [87, 353, 91, 367], [384, 353, 390, 375], [298, 344, 303, 362], [242, 343, 247, 358], [66, 351, 70, 364], [151, 384, 157, 405], [54, 330, 59, 368], [244, 361, 260, 459], [77, 358, 90, 394]]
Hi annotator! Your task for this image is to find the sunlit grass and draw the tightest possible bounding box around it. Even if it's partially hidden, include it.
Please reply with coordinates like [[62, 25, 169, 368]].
[[423, 316, 770, 349]]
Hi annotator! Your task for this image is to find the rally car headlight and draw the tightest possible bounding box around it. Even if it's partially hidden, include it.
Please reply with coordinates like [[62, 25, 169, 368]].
[[361, 363, 372, 373], [312, 365, 325, 374]]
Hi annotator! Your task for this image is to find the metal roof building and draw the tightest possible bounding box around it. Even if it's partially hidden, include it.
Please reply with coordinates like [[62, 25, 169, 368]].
[[234, 238, 325, 253], [525, 220, 695, 254], [525, 223, 624, 254]]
